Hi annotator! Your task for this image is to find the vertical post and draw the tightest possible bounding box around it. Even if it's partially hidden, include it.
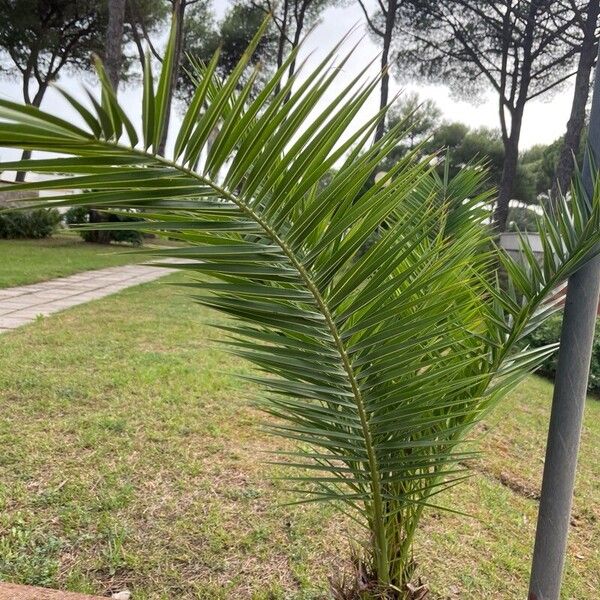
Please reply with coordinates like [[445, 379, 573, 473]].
[[528, 45, 600, 600]]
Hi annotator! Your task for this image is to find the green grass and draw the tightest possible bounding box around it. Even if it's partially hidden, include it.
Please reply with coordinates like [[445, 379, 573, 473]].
[[0, 233, 144, 288], [416, 374, 600, 599], [0, 276, 597, 598]]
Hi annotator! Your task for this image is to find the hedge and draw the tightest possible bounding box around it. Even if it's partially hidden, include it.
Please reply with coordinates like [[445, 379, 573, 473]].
[[0, 208, 61, 239], [524, 313, 600, 394], [64, 207, 143, 246]]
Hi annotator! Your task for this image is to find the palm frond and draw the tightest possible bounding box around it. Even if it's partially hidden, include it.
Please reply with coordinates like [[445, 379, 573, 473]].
[[1, 26, 600, 592]]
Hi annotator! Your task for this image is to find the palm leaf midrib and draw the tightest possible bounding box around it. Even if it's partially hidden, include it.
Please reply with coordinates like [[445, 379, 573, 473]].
[[101, 140, 388, 537]]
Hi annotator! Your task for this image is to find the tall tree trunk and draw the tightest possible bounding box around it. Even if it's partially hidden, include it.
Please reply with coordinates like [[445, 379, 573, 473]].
[[157, 0, 186, 156], [104, 0, 127, 91], [551, 0, 600, 201], [287, 1, 307, 82], [374, 0, 398, 143], [276, 0, 289, 70], [284, 0, 308, 102], [495, 109, 524, 231], [87, 0, 126, 243], [273, 0, 290, 96], [494, 1, 538, 231], [15, 85, 47, 182], [15, 151, 33, 182]]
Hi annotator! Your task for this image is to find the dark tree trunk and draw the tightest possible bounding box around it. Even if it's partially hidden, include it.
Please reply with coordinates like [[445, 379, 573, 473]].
[[15, 85, 46, 182], [551, 0, 600, 201], [104, 0, 127, 91], [495, 110, 523, 231], [284, 0, 308, 102], [494, 1, 538, 231], [287, 1, 307, 82], [374, 0, 398, 143], [15, 151, 32, 182], [86, 0, 126, 244], [273, 0, 290, 96], [87, 209, 113, 244], [276, 0, 289, 70], [158, 0, 186, 156]]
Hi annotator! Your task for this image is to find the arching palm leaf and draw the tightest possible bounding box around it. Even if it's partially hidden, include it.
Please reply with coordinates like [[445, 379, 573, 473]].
[[1, 23, 600, 597]]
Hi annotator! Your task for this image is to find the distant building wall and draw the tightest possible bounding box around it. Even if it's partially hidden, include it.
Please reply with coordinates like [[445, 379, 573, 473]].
[[500, 232, 544, 263], [0, 180, 38, 207], [500, 232, 600, 316]]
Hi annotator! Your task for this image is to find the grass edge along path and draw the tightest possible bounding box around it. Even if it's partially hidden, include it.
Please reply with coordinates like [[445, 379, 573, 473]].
[[0, 235, 146, 289]]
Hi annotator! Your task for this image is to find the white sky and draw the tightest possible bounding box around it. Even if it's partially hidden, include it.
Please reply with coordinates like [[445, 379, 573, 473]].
[[0, 0, 577, 167]]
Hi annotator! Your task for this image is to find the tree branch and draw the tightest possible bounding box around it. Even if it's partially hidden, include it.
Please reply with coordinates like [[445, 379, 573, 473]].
[[357, 0, 385, 38], [129, 0, 163, 62], [526, 69, 578, 101]]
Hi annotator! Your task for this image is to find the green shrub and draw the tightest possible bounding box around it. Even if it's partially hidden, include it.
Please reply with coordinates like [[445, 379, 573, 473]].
[[63, 206, 88, 227], [64, 207, 143, 246], [524, 313, 600, 394], [0, 208, 61, 239]]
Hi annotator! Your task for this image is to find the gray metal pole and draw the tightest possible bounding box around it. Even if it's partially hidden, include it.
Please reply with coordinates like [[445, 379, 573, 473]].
[[528, 45, 600, 600]]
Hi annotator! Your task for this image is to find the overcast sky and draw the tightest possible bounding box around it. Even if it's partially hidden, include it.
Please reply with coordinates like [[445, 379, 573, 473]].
[[292, 0, 576, 149], [0, 0, 578, 166]]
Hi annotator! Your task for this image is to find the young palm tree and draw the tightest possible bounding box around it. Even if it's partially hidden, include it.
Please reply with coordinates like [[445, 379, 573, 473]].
[[1, 21, 599, 598]]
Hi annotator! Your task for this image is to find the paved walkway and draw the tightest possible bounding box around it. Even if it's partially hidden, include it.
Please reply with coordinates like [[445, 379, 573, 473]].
[[0, 582, 105, 599], [0, 264, 172, 334]]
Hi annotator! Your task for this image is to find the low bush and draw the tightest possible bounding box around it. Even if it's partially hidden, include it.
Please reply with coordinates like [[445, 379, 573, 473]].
[[524, 313, 600, 394], [64, 207, 143, 246], [0, 208, 61, 239]]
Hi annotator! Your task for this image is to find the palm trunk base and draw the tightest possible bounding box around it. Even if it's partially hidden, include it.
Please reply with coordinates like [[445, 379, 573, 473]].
[[330, 555, 426, 600]]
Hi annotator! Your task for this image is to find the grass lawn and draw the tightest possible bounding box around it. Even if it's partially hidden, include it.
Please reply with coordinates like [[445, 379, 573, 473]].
[[0, 275, 598, 598], [0, 233, 145, 288]]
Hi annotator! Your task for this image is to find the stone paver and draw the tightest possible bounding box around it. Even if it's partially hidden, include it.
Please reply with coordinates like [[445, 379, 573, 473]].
[[0, 582, 104, 599], [0, 263, 173, 334]]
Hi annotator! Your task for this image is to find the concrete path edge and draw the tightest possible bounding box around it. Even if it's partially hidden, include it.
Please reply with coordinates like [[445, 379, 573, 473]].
[[0, 264, 172, 334]]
